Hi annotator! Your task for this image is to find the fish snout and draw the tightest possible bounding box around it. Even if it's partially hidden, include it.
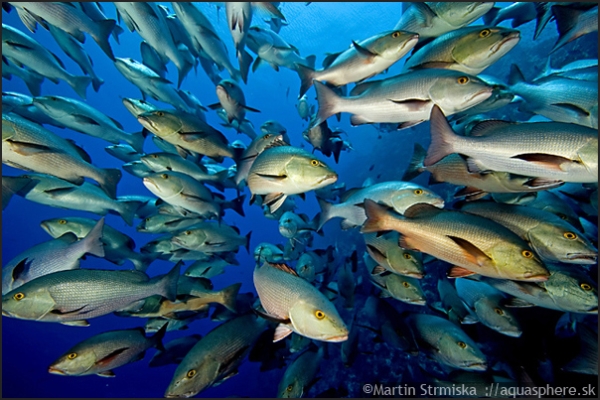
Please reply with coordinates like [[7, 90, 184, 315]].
[[48, 366, 66, 375]]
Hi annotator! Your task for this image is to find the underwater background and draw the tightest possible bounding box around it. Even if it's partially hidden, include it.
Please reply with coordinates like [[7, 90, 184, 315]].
[[2, 2, 598, 398]]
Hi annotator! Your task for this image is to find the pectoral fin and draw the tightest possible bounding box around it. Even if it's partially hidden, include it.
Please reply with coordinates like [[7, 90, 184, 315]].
[[6, 140, 55, 156], [352, 41, 377, 58], [387, 98, 431, 112], [60, 320, 90, 327], [447, 235, 493, 268], [273, 324, 293, 342], [72, 114, 101, 126], [511, 153, 572, 171], [447, 266, 477, 278], [96, 347, 130, 367], [96, 370, 116, 377]]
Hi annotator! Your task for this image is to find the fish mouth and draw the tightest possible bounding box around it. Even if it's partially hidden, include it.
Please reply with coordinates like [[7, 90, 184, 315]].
[[466, 87, 494, 104], [325, 333, 349, 342], [408, 299, 427, 306], [48, 366, 67, 375], [317, 173, 338, 185], [490, 32, 520, 55], [586, 307, 598, 314], [165, 390, 196, 398], [522, 273, 550, 282], [2, 310, 12, 317], [464, 362, 488, 371], [566, 253, 597, 264]]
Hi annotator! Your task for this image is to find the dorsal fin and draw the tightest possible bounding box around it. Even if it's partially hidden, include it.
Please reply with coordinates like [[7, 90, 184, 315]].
[[468, 120, 514, 137], [403, 203, 443, 218], [267, 262, 299, 277], [263, 138, 289, 151]]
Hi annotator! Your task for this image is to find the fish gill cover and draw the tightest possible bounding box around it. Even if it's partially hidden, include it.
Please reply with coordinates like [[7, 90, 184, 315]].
[[2, 2, 598, 399]]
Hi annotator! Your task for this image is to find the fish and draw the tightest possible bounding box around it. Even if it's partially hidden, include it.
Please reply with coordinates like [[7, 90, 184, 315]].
[[247, 145, 338, 213], [455, 278, 522, 337], [2, 91, 62, 126], [114, 3, 192, 88], [164, 313, 266, 398], [361, 200, 550, 281], [363, 232, 424, 278], [48, 325, 167, 377], [170, 222, 251, 254], [404, 26, 520, 75], [2, 56, 45, 96], [254, 243, 286, 265], [123, 160, 153, 179], [33, 95, 146, 153], [235, 133, 286, 186], [225, 2, 254, 84], [1, 263, 180, 326], [253, 262, 348, 342], [137, 213, 205, 235], [403, 143, 564, 201], [149, 335, 202, 368], [551, 5, 598, 52], [312, 68, 494, 129], [318, 181, 444, 231], [434, 277, 477, 325], [484, 2, 537, 28], [2, 218, 104, 293], [105, 144, 143, 164], [296, 30, 419, 97], [113, 58, 192, 113], [277, 347, 323, 398], [534, 59, 598, 83], [137, 109, 234, 162], [260, 120, 290, 143], [508, 64, 598, 129], [482, 263, 598, 314], [461, 202, 597, 264], [2, 173, 137, 226], [279, 212, 319, 240], [122, 97, 158, 118], [337, 251, 357, 309], [424, 105, 598, 183], [208, 79, 260, 126], [8, 2, 116, 60], [264, 16, 288, 34], [368, 261, 426, 306], [184, 254, 238, 279], [561, 324, 598, 375], [403, 313, 488, 371], [302, 120, 348, 163], [394, 2, 495, 39], [40, 217, 155, 272], [296, 94, 314, 121]]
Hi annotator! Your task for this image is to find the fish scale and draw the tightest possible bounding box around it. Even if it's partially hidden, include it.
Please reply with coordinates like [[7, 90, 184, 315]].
[[254, 264, 304, 318]]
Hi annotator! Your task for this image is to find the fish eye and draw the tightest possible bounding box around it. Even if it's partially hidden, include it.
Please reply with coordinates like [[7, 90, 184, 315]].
[[457, 76, 470, 85], [457, 341, 467, 349], [403, 253, 412, 259], [286, 384, 294, 392], [156, 111, 164, 117], [186, 369, 196, 378], [392, 31, 401, 38], [479, 29, 491, 38], [184, 230, 192, 235], [494, 307, 504, 315], [58, 219, 67, 225], [49, 96, 57, 101], [310, 160, 320, 167], [13, 292, 25, 301], [413, 189, 423, 195], [67, 353, 77, 360], [559, 214, 568, 220], [580, 283, 592, 291], [563, 232, 577, 240], [402, 281, 410, 288], [161, 174, 168, 179], [264, 134, 271, 139], [151, 154, 158, 158], [521, 250, 533, 258], [314, 310, 325, 319]]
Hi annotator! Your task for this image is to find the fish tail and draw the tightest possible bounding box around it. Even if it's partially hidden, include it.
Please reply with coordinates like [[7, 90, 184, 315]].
[[111, 24, 125, 45], [125, 130, 147, 154], [360, 199, 397, 233], [551, 6, 585, 52], [176, 45, 194, 89], [483, 6, 500, 25], [151, 323, 168, 353], [67, 74, 92, 100], [93, 19, 117, 60], [24, 74, 44, 97], [238, 49, 253, 84], [131, 252, 157, 272], [116, 198, 139, 227], [296, 63, 316, 98], [219, 282, 242, 313], [228, 194, 246, 217], [156, 262, 181, 302], [91, 75, 105, 92], [99, 168, 122, 200], [401, 142, 427, 181], [533, 2, 553, 40], [423, 105, 458, 167], [245, 230, 252, 253], [81, 217, 105, 258], [317, 198, 334, 231], [312, 80, 341, 128], [508, 64, 527, 86]]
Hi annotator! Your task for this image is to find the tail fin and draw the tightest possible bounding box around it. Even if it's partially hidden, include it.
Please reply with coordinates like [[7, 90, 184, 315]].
[[219, 282, 242, 313], [117, 198, 140, 226], [154, 262, 181, 302], [99, 168, 122, 199], [551, 6, 586, 52], [91, 75, 104, 92], [125, 130, 146, 154], [245, 231, 252, 253], [401, 143, 426, 181], [151, 322, 168, 352], [305, 55, 316, 70], [423, 106, 457, 167], [533, 2, 553, 40], [296, 63, 316, 98], [312, 80, 341, 128], [81, 217, 105, 258], [508, 64, 527, 86], [68, 74, 92, 100], [361, 199, 394, 233], [131, 252, 157, 272], [238, 50, 253, 84], [482, 6, 500, 25], [111, 24, 124, 45], [226, 194, 246, 217], [93, 19, 117, 60], [317, 198, 334, 231], [24, 73, 44, 97], [176, 44, 194, 89]]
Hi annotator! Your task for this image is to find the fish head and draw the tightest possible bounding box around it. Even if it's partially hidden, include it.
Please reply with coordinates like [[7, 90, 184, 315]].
[[391, 276, 427, 305], [544, 266, 598, 313], [473, 298, 522, 338], [171, 229, 205, 250], [2, 286, 55, 321], [278, 377, 304, 398], [142, 172, 185, 199], [285, 152, 338, 193], [137, 110, 183, 137], [140, 153, 171, 172], [296, 253, 316, 282], [40, 218, 80, 238], [49, 347, 96, 376], [216, 79, 244, 106], [491, 242, 550, 282], [289, 298, 348, 343], [31, 95, 70, 118], [433, 2, 495, 27], [260, 120, 287, 136], [165, 355, 219, 398], [368, 30, 420, 61], [122, 98, 156, 117], [453, 27, 521, 71], [429, 72, 494, 115], [389, 184, 444, 214], [278, 212, 299, 239], [436, 329, 488, 371], [387, 246, 424, 278], [527, 225, 597, 265]]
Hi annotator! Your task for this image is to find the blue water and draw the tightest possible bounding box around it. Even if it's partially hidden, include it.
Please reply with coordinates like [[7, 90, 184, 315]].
[[2, 2, 598, 398]]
